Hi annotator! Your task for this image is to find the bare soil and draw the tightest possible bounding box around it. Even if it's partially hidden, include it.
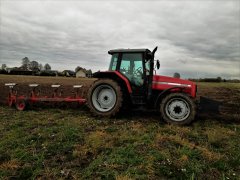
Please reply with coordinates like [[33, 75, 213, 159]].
[[0, 75, 95, 105]]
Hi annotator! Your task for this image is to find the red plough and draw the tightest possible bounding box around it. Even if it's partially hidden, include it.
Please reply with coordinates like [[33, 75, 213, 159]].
[[5, 83, 86, 111]]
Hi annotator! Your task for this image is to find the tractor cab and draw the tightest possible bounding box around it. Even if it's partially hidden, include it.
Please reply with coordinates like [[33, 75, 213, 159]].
[[108, 48, 158, 104], [108, 49, 151, 86]]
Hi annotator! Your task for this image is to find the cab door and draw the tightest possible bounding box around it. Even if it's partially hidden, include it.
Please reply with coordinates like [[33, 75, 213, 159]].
[[119, 53, 147, 103]]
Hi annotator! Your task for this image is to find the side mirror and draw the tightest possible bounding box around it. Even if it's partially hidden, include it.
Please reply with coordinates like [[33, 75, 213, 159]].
[[156, 60, 160, 69]]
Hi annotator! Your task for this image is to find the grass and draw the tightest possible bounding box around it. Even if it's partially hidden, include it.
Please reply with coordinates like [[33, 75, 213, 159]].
[[0, 105, 239, 179], [0, 79, 239, 179]]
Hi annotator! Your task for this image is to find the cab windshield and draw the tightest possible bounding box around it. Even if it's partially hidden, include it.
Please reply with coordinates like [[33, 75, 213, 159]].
[[119, 53, 143, 86]]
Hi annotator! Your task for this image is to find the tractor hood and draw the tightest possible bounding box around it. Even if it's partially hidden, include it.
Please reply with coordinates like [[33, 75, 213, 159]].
[[152, 75, 197, 97]]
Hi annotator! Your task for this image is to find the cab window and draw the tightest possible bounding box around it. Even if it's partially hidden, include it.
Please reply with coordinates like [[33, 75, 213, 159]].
[[109, 53, 118, 70], [120, 53, 143, 86], [145, 60, 150, 76]]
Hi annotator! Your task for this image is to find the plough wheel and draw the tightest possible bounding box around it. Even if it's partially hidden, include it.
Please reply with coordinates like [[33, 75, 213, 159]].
[[8, 95, 14, 107], [15, 99, 27, 111]]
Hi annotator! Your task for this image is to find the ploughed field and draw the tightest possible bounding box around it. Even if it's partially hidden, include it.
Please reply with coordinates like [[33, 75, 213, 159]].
[[0, 75, 239, 179], [0, 75, 96, 105]]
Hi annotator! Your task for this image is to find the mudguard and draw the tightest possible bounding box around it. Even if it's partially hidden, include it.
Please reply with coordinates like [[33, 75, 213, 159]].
[[154, 86, 186, 108], [93, 71, 132, 93]]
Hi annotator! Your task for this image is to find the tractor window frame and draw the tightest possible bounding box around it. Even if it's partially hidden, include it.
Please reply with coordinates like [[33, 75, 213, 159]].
[[109, 53, 119, 71], [118, 52, 146, 87], [144, 52, 151, 76]]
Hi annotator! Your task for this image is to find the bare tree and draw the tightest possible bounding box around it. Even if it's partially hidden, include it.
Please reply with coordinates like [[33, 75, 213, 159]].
[[38, 63, 43, 71], [21, 57, 30, 69], [1, 64, 7, 70], [217, 77, 222, 82], [173, 72, 180, 78], [75, 66, 82, 72], [44, 63, 51, 71], [30, 61, 39, 71]]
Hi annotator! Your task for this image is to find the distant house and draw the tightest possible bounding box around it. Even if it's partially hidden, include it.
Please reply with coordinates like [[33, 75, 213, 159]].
[[0, 69, 7, 74], [76, 69, 86, 77], [6, 68, 14, 73], [62, 70, 76, 77], [7, 67, 33, 75], [76, 68, 92, 78], [38, 70, 58, 76]]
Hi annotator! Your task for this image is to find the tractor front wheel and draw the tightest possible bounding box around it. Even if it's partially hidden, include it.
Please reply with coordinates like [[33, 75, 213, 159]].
[[87, 79, 123, 117], [160, 93, 196, 125]]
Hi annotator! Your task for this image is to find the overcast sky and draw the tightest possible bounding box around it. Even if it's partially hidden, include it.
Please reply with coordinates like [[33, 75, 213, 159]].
[[0, 0, 239, 79]]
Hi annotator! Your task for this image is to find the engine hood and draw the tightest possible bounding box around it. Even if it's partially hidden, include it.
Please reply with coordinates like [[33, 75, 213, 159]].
[[153, 75, 195, 86], [152, 75, 197, 97]]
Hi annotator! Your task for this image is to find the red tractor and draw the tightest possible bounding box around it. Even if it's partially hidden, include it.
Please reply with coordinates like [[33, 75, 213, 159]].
[[87, 47, 197, 125]]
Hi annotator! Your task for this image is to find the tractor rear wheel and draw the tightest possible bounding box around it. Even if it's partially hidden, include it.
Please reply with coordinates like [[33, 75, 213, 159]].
[[87, 79, 123, 117], [160, 93, 196, 125]]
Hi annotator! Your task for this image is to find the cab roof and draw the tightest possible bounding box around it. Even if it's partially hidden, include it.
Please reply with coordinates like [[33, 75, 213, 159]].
[[108, 48, 151, 55]]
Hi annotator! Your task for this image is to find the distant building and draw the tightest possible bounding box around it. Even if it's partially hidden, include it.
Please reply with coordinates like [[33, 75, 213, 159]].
[[76, 69, 86, 77], [38, 70, 58, 76], [76, 68, 92, 78], [0, 69, 7, 74], [6, 68, 14, 73], [7, 67, 33, 75], [62, 70, 76, 77]]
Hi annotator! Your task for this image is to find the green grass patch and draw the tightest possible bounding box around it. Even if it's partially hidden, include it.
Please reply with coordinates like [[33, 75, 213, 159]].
[[0, 106, 239, 179]]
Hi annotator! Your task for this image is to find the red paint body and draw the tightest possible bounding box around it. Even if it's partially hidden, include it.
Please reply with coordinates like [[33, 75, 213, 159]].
[[152, 75, 197, 98], [100, 71, 197, 98]]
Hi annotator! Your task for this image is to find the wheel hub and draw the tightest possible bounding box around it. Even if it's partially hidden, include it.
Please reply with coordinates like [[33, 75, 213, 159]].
[[104, 96, 108, 101], [166, 98, 190, 121], [173, 105, 182, 114], [92, 85, 117, 112]]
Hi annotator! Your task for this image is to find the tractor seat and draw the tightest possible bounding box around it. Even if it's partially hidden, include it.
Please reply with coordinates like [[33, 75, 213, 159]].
[[51, 84, 61, 88], [73, 85, 83, 88], [29, 84, 39, 87]]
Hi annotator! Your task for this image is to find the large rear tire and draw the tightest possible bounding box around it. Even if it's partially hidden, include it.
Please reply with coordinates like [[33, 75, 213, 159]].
[[160, 93, 196, 125], [87, 79, 123, 117]]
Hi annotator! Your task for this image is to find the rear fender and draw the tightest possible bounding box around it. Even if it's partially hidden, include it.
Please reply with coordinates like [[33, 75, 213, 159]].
[[93, 71, 132, 94], [154, 86, 186, 108]]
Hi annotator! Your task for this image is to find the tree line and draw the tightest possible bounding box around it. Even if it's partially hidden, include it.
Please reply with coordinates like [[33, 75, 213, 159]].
[[1, 57, 52, 71], [0, 57, 93, 77]]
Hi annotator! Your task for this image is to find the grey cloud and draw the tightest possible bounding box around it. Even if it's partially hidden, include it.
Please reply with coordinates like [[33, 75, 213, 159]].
[[0, 1, 239, 78], [152, 1, 239, 61]]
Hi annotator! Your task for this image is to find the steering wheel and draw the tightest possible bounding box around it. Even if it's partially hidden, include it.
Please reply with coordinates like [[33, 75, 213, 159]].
[[120, 67, 127, 74], [133, 67, 143, 76]]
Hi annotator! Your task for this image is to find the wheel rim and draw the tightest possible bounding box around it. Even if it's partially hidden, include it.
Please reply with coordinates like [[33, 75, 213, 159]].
[[17, 101, 25, 111], [91, 84, 117, 112], [165, 98, 190, 121]]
